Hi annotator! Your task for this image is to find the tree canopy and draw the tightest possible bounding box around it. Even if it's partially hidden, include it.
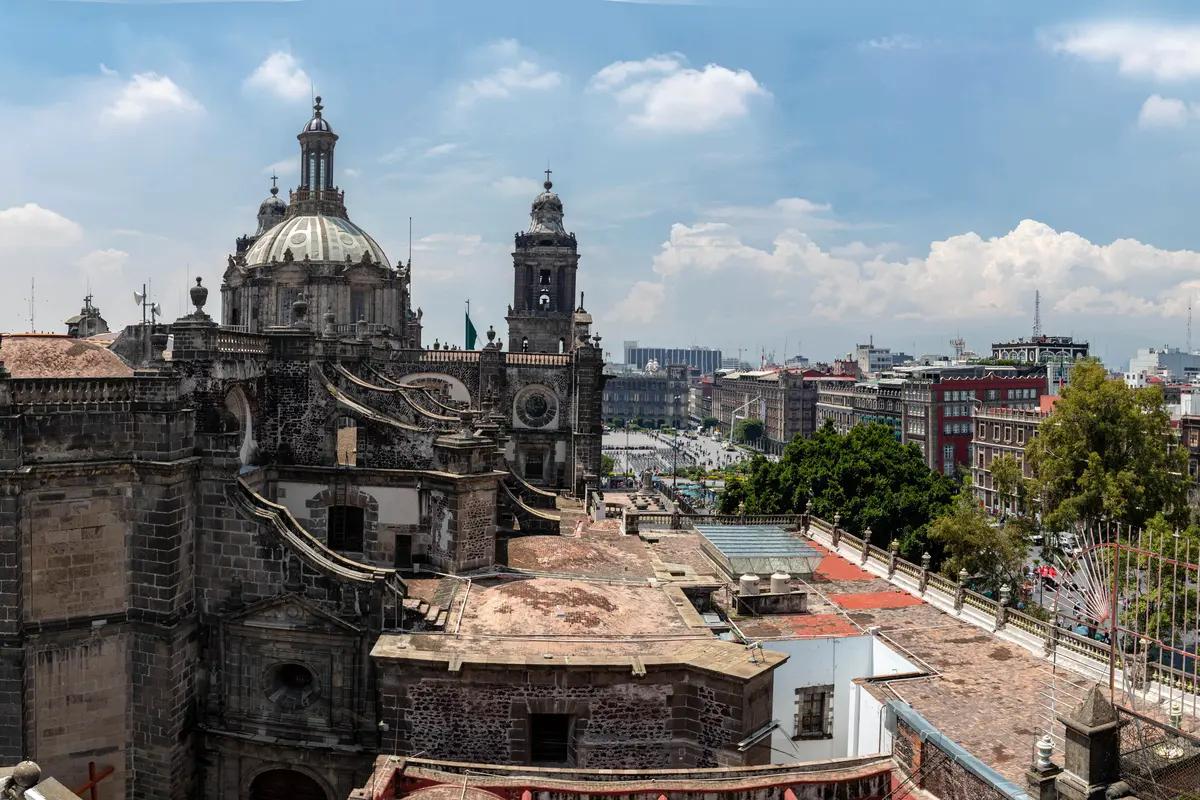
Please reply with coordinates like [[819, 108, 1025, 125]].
[[1027, 359, 1188, 531], [718, 422, 957, 556], [734, 417, 765, 443], [929, 480, 1027, 593]]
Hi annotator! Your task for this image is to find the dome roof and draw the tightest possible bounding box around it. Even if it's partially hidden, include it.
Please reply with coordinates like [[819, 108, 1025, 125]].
[[258, 188, 286, 216], [243, 213, 390, 267], [528, 177, 566, 235], [301, 95, 333, 134]]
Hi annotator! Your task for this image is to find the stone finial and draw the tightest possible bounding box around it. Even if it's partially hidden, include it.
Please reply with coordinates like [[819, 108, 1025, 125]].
[[189, 276, 209, 318], [1036, 734, 1054, 769], [1000, 583, 1012, 606], [958, 567, 969, 584], [11, 760, 40, 789], [1068, 685, 1118, 729], [291, 293, 309, 328], [323, 309, 336, 337], [921, 551, 932, 570], [486, 324, 496, 343]]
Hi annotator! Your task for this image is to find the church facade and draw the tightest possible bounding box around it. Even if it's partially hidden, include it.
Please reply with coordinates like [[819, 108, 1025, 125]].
[[0, 99, 606, 800]]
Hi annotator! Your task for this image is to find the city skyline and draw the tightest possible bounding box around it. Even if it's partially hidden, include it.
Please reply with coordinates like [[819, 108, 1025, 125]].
[[7, 1, 1200, 365]]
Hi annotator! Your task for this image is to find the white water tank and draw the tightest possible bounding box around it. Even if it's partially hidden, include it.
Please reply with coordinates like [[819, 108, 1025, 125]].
[[770, 572, 791, 594], [739, 574, 760, 596]]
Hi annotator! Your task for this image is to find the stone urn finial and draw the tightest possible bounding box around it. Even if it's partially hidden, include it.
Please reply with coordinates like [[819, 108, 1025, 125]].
[[189, 276, 209, 318], [433, 338, 441, 351], [323, 309, 336, 337], [12, 760, 41, 789], [291, 293, 309, 328], [486, 324, 496, 343]]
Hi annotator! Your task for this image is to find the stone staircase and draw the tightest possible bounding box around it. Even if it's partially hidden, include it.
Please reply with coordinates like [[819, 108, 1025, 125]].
[[401, 597, 449, 631]]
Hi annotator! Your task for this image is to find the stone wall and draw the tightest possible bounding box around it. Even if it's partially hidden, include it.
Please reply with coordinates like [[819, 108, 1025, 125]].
[[893, 716, 1012, 800], [378, 662, 773, 770]]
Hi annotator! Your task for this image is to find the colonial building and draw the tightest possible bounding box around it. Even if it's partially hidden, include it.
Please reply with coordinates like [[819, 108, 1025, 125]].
[[602, 363, 690, 428], [712, 369, 824, 451], [0, 98, 608, 800], [814, 377, 857, 433], [970, 406, 1046, 514], [990, 334, 1088, 365]]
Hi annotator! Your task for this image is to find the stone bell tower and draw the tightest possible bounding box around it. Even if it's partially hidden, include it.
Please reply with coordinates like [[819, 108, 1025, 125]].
[[506, 171, 580, 353]]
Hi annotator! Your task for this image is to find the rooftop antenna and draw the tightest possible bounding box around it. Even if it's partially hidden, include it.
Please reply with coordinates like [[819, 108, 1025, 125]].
[[1033, 290, 1042, 337], [1188, 296, 1193, 354], [408, 216, 412, 265]]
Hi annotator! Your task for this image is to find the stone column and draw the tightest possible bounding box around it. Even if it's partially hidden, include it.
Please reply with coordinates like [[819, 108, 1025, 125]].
[[1054, 685, 1121, 800], [918, 551, 932, 593], [954, 567, 968, 611], [860, 528, 872, 564], [887, 539, 899, 578], [995, 583, 1010, 630], [831, 512, 842, 548]]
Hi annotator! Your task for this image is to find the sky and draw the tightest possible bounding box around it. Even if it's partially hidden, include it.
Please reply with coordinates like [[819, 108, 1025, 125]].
[[7, 1, 1200, 367]]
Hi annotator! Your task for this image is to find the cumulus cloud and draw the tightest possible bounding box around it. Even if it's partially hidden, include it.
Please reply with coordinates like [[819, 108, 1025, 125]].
[[0, 203, 83, 247], [101, 72, 202, 124], [610, 280, 668, 324], [244, 52, 311, 101], [77, 248, 129, 277], [423, 142, 459, 158], [1047, 21, 1200, 81], [457, 41, 562, 107], [1138, 94, 1194, 128], [607, 201, 1200, 332], [589, 54, 768, 133]]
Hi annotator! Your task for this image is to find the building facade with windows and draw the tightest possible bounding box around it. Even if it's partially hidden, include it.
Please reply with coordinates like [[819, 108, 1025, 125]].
[[814, 377, 858, 433], [970, 407, 1046, 514], [713, 369, 824, 450], [623, 342, 723, 375], [602, 364, 690, 428], [990, 335, 1088, 364]]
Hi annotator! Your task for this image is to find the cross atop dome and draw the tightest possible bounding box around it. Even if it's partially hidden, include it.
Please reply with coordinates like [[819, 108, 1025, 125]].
[[544, 167, 552, 190]]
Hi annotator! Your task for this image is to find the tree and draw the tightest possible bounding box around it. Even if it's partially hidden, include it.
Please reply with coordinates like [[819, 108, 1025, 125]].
[[600, 454, 615, 477], [717, 422, 957, 557], [990, 453, 1023, 516], [1120, 513, 1200, 641], [701, 416, 719, 431], [734, 417, 765, 444], [929, 480, 1027, 593], [1027, 359, 1189, 531]]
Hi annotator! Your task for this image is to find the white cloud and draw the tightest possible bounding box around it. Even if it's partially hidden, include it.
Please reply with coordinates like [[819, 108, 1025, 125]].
[[610, 280, 667, 324], [423, 142, 459, 158], [244, 52, 311, 101], [0, 203, 83, 247], [491, 176, 542, 197], [1138, 94, 1194, 128], [589, 54, 768, 133], [457, 42, 562, 107], [861, 35, 921, 51], [102, 72, 202, 124], [608, 201, 1200, 334], [342, 167, 361, 178], [262, 158, 293, 178], [99, 63, 118, 77], [77, 248, 129, 277], [1047, 22, 1200, 81]]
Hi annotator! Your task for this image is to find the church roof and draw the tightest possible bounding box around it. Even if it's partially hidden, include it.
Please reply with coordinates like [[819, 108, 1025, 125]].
[[243, 212, 391, 267], [0, 334, 133, 378]]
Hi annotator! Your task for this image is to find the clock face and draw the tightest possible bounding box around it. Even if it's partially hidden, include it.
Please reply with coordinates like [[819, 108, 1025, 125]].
[[516, 389, 557, 428]]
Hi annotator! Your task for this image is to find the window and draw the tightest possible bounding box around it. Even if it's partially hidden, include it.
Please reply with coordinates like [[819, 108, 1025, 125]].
[[992, 424, 1000, 439], [977, 422, 986, 438], [943, 445, 955, 474], [351, 288, 372, 323], [793, 685, 834, 740], [1004, 425, 1012, 442], [986, 389, 999, 400], [530, 713, 572, 764], [327, 506, 364, 552], [1017, 428, 1025, 445]]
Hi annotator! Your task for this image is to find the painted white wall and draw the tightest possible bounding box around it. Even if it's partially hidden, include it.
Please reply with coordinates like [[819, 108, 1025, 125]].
[[275, 481, 326, 523], [373, 486, 420, 525], [765, 633, 918, 763]]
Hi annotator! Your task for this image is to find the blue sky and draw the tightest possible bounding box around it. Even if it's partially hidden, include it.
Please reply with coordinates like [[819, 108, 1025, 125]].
[[6, 0, 1200, 366]]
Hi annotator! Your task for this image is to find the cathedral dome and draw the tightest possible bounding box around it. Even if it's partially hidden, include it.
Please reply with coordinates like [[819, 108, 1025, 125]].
[[301, 96, 333, 134], [256, 184, 287, 235], [528, 176, 566, 236], [243, 213, 390, 267]]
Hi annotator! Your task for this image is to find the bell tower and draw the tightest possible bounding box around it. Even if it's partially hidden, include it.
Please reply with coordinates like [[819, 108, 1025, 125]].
[[506, 171, 580, 353]]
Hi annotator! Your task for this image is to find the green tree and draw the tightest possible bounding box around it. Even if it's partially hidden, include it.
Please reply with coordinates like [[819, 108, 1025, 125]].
[[600, 454, 615, 477], [990, 453, 1024, 516], [929, 480, 1027, 593], [1027, 359, 1188, 531], [734, 417, 765, 444], [701, 416, 719, 430], [717, 422, 957, 557], [1120, 513, 1200, 640]]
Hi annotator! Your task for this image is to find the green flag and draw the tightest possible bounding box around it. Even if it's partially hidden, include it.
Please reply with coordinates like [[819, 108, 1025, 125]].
[[465, 310, 478, 350]]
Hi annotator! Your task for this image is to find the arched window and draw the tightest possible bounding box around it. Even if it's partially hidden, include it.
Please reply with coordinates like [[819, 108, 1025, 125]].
[[250, 769, 327, 800], [558, 338, 565, 354], [327, 505, 364, 552], [335, 416, 357, 466]]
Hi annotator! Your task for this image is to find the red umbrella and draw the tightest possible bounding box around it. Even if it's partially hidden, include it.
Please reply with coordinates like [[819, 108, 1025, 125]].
[[1037, 565, 1057, 579]]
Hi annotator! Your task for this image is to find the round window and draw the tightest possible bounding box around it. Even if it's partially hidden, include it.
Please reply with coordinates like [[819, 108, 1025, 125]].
[[515, 389, 557, 428], [265, 663, 319, 710]]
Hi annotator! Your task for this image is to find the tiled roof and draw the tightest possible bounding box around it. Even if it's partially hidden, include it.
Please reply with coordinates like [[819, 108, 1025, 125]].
[[0, 334, 133, 378]]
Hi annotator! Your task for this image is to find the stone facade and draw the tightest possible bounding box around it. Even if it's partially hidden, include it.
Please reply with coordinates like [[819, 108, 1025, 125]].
[[0, 99, 607, 800]]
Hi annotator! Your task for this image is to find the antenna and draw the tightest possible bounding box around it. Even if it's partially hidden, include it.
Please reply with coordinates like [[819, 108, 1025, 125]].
[[408, 216, 412, 265], [26, 278, 34, 332], [1033, 290, 1042, 337], [1188, 296, 1193, 354]]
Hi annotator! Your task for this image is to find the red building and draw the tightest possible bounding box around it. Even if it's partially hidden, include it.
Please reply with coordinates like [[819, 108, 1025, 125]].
[[897, 366, 1046, 476]]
